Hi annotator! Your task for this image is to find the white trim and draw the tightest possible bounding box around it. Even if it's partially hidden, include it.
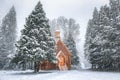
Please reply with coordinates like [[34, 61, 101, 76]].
[[56, 50, 65, 58]]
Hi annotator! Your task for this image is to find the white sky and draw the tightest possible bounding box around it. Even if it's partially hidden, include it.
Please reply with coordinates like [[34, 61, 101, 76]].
[[0, 0, 109, 67], [0, 0, 109, 36], [0, 0, 109, 35]]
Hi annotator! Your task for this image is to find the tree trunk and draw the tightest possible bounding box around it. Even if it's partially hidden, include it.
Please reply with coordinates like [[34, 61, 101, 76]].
[[22, 62, 26, 70], [34, 62, 39, 73]]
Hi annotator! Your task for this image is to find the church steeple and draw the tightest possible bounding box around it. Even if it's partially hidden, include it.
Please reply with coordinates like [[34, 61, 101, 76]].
[[55, 29, 60, 41], [55, 25, 60, 40]]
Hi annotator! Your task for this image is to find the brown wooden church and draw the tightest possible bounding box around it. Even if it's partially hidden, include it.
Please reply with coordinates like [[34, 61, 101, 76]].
[[39, 30, 71, 70]]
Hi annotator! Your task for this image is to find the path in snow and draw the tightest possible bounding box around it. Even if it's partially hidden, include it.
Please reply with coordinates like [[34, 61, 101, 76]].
[[0, 70, 120, 80]]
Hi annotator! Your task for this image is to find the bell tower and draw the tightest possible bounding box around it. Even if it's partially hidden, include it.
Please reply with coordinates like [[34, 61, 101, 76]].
[[55, 25, 61, 41], [55, 30, 60, 42]]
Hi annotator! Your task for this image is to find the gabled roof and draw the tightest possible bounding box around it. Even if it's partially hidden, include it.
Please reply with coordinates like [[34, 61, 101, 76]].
[[56, 39, 71, 56], [56, 50, 66, 58]]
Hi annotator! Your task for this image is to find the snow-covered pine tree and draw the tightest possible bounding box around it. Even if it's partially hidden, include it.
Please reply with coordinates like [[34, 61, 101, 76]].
[[14, 1, 56, 72], [84, 7, 100, 69], [93, 5, 112, 70], [95, 1, 120, 71], [85, 6, 111, 70], [85, 0, 120, 71], [0, 6, 17, 69], [109, 0, 120, 71], [64, 33, 79, 69]]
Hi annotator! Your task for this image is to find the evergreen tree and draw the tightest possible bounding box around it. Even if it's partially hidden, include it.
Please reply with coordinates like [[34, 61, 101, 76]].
[[84, 7, 100, 69], [85, 0, 120, 71], [13, 1, 56, 72], [64, 33, 79, 69], [109, 0, 120, 70], [0, 6, 17, 69]]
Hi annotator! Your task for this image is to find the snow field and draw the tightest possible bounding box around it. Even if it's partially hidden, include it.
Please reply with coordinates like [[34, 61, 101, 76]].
[[0, 70, 120, 80]]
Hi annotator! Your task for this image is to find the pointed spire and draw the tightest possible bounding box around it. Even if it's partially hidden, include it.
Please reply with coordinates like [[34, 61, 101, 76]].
[[55, 25, 61, 42]]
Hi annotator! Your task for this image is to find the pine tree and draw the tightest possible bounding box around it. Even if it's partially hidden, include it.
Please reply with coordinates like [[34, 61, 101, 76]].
[[13, 1, 56, 72], [109, 0, 120, 71], [84, 7, 100, 69], [85, 0, 120, 71], [0, 6, 17, 69], [64, 33, 79, 69]]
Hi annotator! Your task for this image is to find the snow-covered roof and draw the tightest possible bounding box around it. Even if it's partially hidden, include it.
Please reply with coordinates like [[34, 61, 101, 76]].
[[55, 30, 60, 32], [56, 50, 66, 58], [56, 39, 72, 56]]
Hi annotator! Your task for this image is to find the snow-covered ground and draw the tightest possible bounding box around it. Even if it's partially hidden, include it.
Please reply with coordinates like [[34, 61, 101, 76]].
[[0, 70, 120, 80]]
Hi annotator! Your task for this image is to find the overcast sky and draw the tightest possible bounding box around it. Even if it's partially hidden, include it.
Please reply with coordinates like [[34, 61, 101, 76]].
[[0, 0, 109, 43], [0, 0, 109, 35]]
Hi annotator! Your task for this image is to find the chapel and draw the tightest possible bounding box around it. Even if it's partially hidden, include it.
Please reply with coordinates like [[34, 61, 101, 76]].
[[39, 30, 71, 70], [55, 30, 71, 70]]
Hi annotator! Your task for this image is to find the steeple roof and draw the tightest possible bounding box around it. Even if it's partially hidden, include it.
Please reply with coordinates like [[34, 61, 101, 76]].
[[56, 39, 71, 56]]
